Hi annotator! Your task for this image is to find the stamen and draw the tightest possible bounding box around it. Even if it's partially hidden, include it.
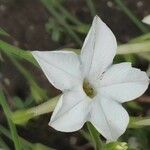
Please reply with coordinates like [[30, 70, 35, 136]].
[[83, 79, 96, 98]]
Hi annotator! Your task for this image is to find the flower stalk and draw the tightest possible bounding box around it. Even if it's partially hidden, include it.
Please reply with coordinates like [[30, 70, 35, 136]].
[[29, 95, 60, 116], [11, 96, 60, 125], [87, 122, 103, 150], [117, 41, 150, 54]]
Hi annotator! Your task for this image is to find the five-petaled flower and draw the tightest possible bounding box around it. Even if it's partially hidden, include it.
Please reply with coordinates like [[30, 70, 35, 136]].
[[32, 16, 149, 141]]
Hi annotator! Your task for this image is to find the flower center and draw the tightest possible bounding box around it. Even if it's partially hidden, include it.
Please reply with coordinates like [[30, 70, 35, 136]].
[[83, 79, 96, 98]]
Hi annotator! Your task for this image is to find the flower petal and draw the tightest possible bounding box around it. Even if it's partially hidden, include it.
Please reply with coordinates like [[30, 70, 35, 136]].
[[80, 15, 117, 79], [142, 15, 150, 25], [90, 96, 129, 141], [99, 63, 149, 103], [32, 50, 82, 91], [49, 86, 91, 132]]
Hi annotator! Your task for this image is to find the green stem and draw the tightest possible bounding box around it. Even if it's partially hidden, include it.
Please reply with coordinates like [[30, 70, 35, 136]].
[[0, 137, 10, 150], [135, 118, 150, 126], [86, 0, 96, 17], [130, 33, 150, 43], [125, 32, 150, 61], [0, 90, 22, 150], [0, 124, 34, 149], [0, 27, 10, 36], [0, 124, 54, 150], [87, 122, 103, 150], [40, 0, 82, 46], [129, 117, 150, 128], [0, 40, 36, 66], [52, 1, 82, 25], [117, 41, 150, 54], [114, 0, 149, 33], [9, 57, 47, 103], [29, 95, 60, 116], [11, 95, 60, 125]]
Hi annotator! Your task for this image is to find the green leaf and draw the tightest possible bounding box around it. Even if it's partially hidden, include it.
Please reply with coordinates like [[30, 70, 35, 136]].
[[48, 0, 82, 26], [86, 122, 103, 150], [86, 0, 96, 17], [30, 81, 48, 103], [9, 57, 48, 103], [0, 90, 22, 150], [0, 124, 54, 150], [130, 33, 150, 43], [40, 0, 82, 46], [72, 24, 90, 34], [51, 29, 61, 41], [0, 40, 37, 66], [0, 136, 10, 150], [13, 97, 25, 109], [114, 0, 149, 33], [126, 101, 142, 111], [0, 28, 9, 36], [32, 143, 55, 150]]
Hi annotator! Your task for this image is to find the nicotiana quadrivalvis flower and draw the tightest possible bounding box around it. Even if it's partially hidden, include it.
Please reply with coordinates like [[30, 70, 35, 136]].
[[32, 16, 149, 141], [142, 15, 150, 25]]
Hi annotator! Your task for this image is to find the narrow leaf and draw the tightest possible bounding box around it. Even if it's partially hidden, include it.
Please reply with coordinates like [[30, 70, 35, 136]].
[[0, 90, 22, 150]]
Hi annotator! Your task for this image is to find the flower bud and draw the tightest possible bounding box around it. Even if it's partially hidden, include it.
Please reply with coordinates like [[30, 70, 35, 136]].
[[104, 142, 128, 150], [11, 110, 34, 125]]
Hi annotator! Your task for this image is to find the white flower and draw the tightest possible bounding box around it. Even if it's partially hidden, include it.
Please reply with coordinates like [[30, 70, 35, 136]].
[[142, 15, 150, 25], [32, 16, 149, 141]]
